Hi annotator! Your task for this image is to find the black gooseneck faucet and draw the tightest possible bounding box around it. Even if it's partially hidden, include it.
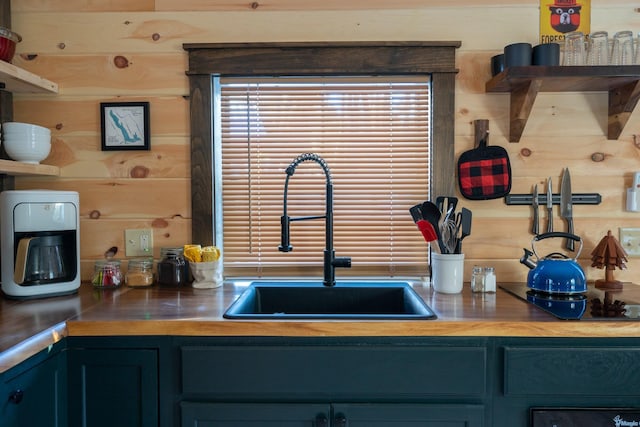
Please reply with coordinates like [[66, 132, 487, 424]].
[[278, 153, 351, 287]]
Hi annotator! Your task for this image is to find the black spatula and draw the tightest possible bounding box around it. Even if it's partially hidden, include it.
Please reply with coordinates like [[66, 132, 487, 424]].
[[409, 204, 423, 223], [454, 207, 472, 254]]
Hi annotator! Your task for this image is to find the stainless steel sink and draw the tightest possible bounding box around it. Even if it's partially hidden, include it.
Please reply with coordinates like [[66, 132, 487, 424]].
[[223, 281, 437, 320]]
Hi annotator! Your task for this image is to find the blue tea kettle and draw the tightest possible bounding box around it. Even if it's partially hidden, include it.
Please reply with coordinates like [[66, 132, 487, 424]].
[[520, 232, 587, 294]]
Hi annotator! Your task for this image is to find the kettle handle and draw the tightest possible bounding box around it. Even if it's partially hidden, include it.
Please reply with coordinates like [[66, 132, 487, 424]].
[[533, 232, 581, 243], [531, 232, 583, 260]]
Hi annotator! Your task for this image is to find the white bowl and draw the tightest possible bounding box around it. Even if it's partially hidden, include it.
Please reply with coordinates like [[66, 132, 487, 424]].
[[3, 133, 51, 164], [3, 121, 51, 135], [2, 130, 51, 139]]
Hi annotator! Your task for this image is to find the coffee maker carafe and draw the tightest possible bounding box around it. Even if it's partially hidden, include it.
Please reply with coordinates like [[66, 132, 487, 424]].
[[1, 190, 80, 298]]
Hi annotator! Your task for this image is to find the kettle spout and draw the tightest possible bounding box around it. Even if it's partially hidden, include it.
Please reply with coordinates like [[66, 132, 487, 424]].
[[520, 248, 537, 270]]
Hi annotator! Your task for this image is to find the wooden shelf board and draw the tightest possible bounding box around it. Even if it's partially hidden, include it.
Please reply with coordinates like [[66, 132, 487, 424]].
[[0, 159, 59, 176], [0, 60, 58, 94], [486, 65, 640, 93]]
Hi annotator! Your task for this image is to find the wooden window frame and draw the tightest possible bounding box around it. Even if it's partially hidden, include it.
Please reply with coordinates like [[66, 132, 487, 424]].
[[183, 41, 460, 245]]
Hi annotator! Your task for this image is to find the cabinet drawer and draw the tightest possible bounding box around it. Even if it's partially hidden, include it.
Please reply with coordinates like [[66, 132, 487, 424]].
[[504, 346, 640, 396], [181, 345, 486, 399]]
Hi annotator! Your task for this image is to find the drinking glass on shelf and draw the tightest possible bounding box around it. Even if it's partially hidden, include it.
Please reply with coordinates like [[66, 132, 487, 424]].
[[586, 31, 609, 65], [562, 31, 586, 66], [635, 32, 640, 65], [611, 30, 634, 65]]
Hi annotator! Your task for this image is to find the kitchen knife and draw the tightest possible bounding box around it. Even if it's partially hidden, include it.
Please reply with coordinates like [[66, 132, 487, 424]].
[[546, 178, 553, 233], [531, 184, 539, 235], [560, 168, 575, 251]]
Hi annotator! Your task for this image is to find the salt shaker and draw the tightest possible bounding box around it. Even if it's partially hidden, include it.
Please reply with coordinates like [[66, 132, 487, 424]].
[[484, 267, 496, 293]]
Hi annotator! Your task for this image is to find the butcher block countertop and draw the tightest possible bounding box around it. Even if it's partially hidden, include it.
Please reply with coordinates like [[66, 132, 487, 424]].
[[2, 280, 640, 372]]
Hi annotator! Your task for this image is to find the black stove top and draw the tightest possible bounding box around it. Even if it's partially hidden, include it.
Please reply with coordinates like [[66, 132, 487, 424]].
[[499, 282, 640, 320]]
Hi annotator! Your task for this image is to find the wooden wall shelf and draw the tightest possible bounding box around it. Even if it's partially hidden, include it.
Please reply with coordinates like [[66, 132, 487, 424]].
[[0, 159, 59, 176], [0, 61, 59, 178], [0, 60, 58, 94], [485, 65, 640, 142]]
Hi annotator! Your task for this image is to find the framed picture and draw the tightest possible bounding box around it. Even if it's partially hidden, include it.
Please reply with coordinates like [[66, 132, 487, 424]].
[[100, 102, 150, 151]]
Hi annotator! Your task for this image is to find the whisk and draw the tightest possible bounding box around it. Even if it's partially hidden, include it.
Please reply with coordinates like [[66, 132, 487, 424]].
[[439, 218, 458, 254]]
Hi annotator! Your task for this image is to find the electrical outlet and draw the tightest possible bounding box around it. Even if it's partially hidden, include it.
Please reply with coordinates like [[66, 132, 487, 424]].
[[125, 229, 153, 257], [619, 227, 640, 257]]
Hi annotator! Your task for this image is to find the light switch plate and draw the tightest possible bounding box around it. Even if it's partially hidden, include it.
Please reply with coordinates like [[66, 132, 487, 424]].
[[125, 229, 153, 257], [619, 227, 640, 257]]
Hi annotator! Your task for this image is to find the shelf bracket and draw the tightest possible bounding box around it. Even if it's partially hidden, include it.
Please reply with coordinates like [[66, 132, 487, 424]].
[[509, 79, 542, 143], [608, 80, 640, 140]]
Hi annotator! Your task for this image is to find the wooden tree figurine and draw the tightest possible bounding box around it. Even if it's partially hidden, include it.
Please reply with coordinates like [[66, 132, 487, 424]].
[[590, 230, 628, 290]]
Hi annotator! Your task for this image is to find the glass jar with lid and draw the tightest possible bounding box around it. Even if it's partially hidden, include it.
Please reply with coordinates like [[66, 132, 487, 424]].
[[92, 259, 123, 288], [157, 247, 189, 287], [470, 265, 485, 293], [483, 266, 496, 293], [126, 257, 154, 287]]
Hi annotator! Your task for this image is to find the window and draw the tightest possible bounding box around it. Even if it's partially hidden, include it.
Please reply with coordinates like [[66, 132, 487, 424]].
[[219, 77, 430, 277], [184, 42, 460, 278]]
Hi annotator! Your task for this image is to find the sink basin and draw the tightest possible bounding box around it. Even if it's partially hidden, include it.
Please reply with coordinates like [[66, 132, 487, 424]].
[[223, 281, 437, 320]]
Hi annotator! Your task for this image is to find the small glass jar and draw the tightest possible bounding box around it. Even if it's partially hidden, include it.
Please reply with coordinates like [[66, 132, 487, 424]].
[[484, 267, 496, 293], [126, 257, 154, 287], [470, 265, 485, 293], [157, 247, 189, 287], [92, 259, 123, 288]]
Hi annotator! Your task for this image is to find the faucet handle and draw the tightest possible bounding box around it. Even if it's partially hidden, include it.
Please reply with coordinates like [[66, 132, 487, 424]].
[[333, 256, 351, 268]]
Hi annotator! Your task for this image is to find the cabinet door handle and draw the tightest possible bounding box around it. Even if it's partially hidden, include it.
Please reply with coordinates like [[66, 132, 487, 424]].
[[314, 414, 328, 427], [334, 414, 347, 427], [8, 389, 24, 404]]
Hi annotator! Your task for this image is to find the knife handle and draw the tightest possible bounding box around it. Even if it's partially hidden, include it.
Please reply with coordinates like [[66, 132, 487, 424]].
[[532, 205, 539, 235], [565, 218, 575, 251], [546, 208, 553, 233]]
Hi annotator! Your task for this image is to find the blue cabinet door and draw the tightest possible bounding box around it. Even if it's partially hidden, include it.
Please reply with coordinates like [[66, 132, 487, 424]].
[[333, 403, 485, 426], [0, 349, 67, 427], [68, 348, 158, 427], [181, 402, 331, 427]]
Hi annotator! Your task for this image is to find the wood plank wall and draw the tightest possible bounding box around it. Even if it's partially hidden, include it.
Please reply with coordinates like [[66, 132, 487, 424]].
[[9, 0, 640, 284]]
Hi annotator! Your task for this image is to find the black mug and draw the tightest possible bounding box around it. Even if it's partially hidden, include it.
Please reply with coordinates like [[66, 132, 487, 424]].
[[532, 42, 560, 66], [504, 42, 532, 67], [491, 54, 505, 76]]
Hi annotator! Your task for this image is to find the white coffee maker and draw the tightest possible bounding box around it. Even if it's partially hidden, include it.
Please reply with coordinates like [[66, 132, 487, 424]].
[[1, 190, 80, 298]]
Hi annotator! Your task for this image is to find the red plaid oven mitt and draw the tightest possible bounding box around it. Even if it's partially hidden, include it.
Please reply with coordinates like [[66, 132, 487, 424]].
[[457, 138, 511, 200]]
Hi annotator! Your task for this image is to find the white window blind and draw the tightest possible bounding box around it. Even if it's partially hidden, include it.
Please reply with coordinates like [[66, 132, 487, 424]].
[[219, 76, 430, 278]]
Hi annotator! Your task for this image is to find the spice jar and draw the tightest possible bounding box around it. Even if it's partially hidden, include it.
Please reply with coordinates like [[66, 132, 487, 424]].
[[157, 247, 189, 287], [126, 257, 154, 287], [470, 265, 485, 293], [92, 259, 123, 288]]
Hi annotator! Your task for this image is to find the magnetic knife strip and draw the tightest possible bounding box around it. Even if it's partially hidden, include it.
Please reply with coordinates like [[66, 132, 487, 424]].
[[504, 193, 602, 205]]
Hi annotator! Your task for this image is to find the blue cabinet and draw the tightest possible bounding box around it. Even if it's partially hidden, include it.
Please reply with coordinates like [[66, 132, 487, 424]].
[[0, 344, 67, 427], [5, 333, 640, 427]]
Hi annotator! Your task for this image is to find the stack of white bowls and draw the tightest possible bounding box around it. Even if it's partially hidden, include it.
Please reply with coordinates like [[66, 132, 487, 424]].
[[2, 122, 51, 164]]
